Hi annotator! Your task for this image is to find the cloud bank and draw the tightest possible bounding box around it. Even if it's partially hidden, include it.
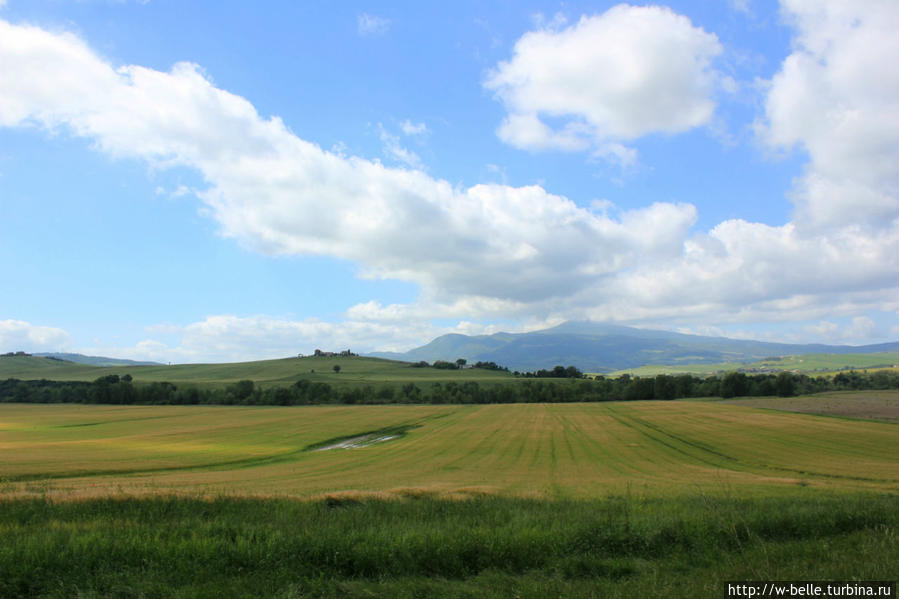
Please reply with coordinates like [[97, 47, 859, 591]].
[[1, 1, 898, 359], [0, 320, 72, 353], [760, 0, 899, 231]]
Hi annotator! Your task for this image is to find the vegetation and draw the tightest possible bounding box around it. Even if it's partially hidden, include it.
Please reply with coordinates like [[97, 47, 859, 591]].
[[2, 401, 896, 497], [1, 399, 896, 597], [3, 366, 899, 407], [0, 355, 519, 389], [0, 493, 895, 598]]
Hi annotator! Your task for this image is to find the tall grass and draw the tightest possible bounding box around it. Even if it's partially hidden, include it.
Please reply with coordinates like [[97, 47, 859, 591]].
[[1, 492, 896, 598]]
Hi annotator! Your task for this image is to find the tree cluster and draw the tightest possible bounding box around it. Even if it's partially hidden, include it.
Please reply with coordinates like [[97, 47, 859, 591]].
[[2, 369, 897, 407]]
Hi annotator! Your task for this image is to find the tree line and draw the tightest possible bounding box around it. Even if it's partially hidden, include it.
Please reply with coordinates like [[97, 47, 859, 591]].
[[2, 368, 898, 406]]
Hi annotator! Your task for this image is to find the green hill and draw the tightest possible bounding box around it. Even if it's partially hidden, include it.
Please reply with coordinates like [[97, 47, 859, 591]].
[[0, 354, 515, 388]]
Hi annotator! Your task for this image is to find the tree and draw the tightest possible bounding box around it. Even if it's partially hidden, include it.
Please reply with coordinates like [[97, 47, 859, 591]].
[[228, 380, 255, 401], [720, 371, 749, 399], [653, 374, 676, 400], [333, 364, 341, 374], [775, 372, 795, 397], [456, 358, 467, 369]]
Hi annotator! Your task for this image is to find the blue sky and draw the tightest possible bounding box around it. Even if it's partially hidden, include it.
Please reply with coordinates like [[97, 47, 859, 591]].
[[1, 0, 897, 362]]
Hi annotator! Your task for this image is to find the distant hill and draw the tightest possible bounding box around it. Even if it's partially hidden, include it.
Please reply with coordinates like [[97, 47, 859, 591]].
[[0, 354, 516, 388], [368, 321, 899, 373], [33, 353, 162, 367]]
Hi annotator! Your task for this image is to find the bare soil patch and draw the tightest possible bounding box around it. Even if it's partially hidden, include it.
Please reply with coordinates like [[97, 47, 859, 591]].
[[722, 390, 899, 422]]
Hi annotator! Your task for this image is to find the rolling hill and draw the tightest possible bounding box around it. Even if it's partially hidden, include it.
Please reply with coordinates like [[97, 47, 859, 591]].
[[0, 354, 516, 388]]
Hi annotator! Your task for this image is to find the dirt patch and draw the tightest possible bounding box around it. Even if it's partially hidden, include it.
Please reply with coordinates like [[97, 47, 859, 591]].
[[722, 390, 899, 422]]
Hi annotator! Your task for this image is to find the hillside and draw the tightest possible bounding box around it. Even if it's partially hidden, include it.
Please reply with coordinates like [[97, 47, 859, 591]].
[[0, 354, 515, 388], [370, 321, 899, 372]]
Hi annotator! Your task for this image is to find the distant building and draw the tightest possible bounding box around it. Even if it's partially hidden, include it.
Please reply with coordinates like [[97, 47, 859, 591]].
[[313, 349, 358, 357]]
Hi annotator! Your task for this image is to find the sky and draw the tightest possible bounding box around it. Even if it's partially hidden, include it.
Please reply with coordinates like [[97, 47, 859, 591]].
[[1, 0, 898, 363]]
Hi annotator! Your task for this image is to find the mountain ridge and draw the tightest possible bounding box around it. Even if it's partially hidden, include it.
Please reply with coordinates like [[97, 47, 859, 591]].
[[368, 321, 899, 372]]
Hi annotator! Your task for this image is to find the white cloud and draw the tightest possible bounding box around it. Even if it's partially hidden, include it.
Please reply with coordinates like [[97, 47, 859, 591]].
[[759, 0, 899, 230], [1, 17, 898, 351], [802, 317, 881, 345], [357, 13, 390, 36], [82, 314, 535, 363], [846, 316, 877, 342], [399, 119, 428, 136], [377, 123, 423, 169], [0, 320, 72, 353], [485, 5, 723, 157], [0, 19, 702, 306], [804, 321, 839, 338], [729, 0, 751, 15]]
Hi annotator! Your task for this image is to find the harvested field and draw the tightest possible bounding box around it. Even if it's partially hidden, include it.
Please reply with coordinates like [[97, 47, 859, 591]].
[[721, 390, 899, 422], [1, 401, 897, 500]]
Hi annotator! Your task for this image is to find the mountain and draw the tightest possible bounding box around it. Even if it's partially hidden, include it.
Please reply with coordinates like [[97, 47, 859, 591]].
[[33, 353, 163, 367], [368, 321, 899, 373]]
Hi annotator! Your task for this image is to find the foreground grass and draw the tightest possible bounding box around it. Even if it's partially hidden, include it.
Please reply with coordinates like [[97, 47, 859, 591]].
[[0, 493, 895, 598]]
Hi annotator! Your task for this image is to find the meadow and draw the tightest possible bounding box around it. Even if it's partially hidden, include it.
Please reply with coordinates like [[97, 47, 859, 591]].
[[1, 399, 897, 597]]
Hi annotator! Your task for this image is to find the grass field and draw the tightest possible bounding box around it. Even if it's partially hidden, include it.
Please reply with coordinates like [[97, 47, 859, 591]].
[[2, 399, 896, 597], [2, 493, 896, 598], [0, 355, 516, 389]]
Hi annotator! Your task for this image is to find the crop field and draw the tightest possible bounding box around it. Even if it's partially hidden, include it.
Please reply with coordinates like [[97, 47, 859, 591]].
[[2, 400, 897, 598], [2, 401, 897, 500], [722, 389, 899, 422]]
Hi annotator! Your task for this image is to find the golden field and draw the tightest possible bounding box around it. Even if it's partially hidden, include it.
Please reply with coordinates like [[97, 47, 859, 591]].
[[2, 400, 897, 500]]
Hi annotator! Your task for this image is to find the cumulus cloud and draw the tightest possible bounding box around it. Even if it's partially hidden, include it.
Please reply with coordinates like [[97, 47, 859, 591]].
[[759, 0, 899, 230], [357, 13, 390, 36], [0, 16, 897, 351], [484, 5, 723, 157], [0, 19, 700, 306], [0, 320, 72, 353]]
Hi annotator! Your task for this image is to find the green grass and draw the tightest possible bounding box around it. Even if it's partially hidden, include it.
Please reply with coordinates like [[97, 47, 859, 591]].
[[603, 352, 899, 377], [0, 493, 895, 598], [0, 355, 516, 389]]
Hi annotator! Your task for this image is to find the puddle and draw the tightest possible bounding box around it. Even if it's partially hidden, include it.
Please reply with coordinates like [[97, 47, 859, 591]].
[[304, 425, 416, 452], [313, 434, 400, 451]]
